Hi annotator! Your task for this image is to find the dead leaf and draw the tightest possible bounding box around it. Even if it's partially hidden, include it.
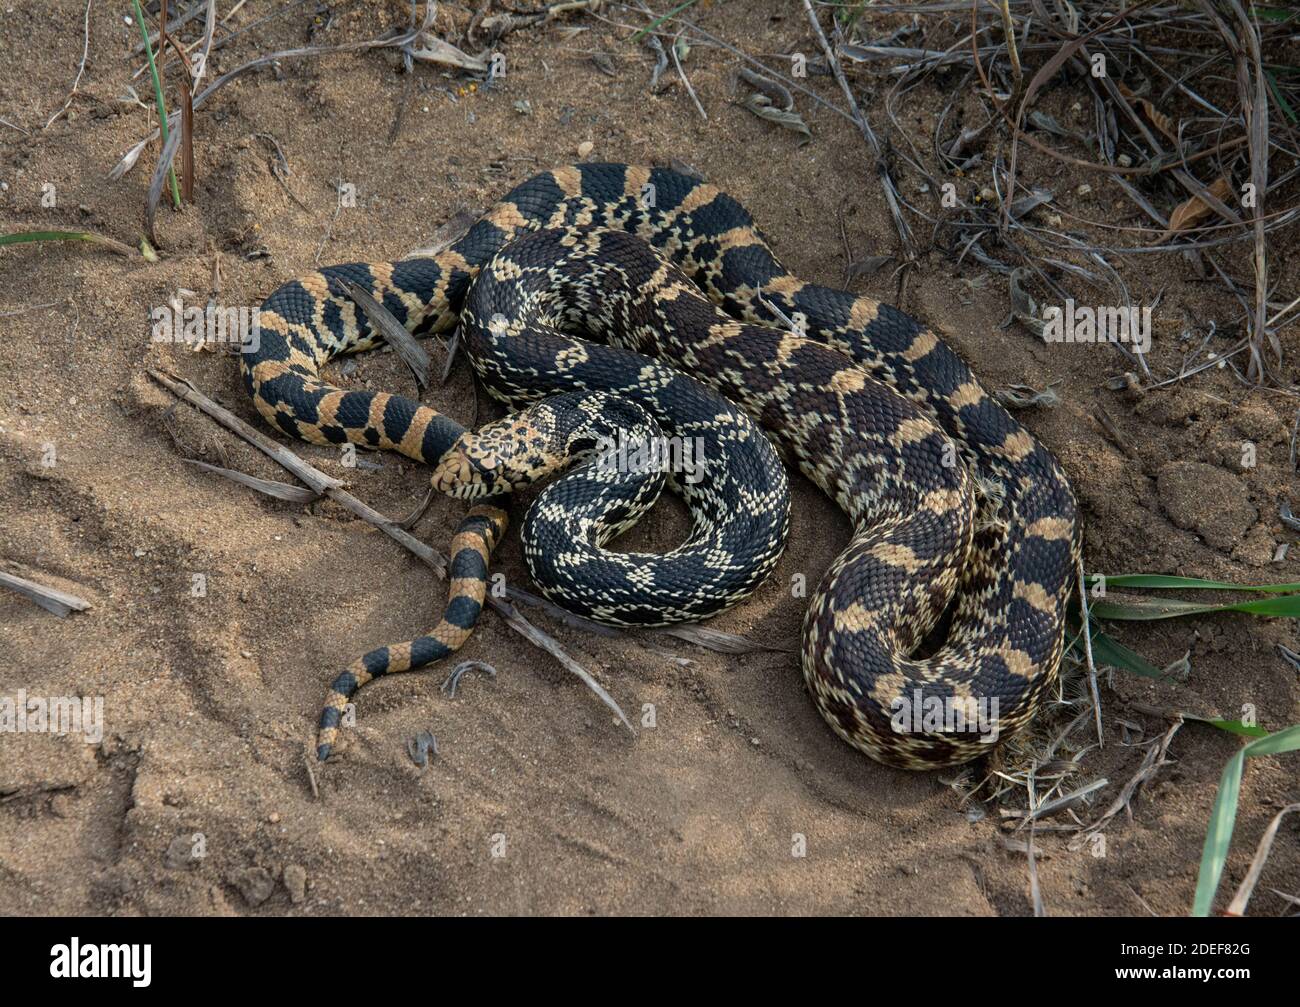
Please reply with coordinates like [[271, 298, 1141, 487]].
[[1159, 176, 1232, 242], [1117, 82, 1179, 144], [741, 94, 811, 144]]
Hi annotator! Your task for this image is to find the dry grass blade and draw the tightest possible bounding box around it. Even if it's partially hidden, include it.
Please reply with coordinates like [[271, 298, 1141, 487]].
[[1077, 557, 1103, 748], [1115, 81, 1179, 145], [405, 36, 487, 73], [1027, 826, 1045, 916], [184, 459, 321, 503], [331, 277, 431, 390], [1006, 777, 1109, 825], [1225, 802, 1300, 916], [993, 383, 1060, 409], [1232, 1, 1275, 381], [738, 67, 793, 111], [145, 124, 185, 244], [158, 29, 203, 203], [740, 92, 810, 142], [670, 27, 707, 121], [404, 208, 482, 259], [1080, 720, 1181, 837], [0, 571, 92, 617], [657, 624, 794, 654]]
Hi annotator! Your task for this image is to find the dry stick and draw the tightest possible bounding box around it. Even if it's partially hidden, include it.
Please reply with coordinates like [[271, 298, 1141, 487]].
[[670, 27, 707, 121], [43, 0, 93, 130], [611, 4, 857, 127], [129, 0, 207, 55], [165, 374, 772, 655], [146, 369, 633, 731], [1232, 1, 1274, 382], [996, 0, 1021, 84], [1076, 556, 1103, 749], [801, 0, 915, 265], [0, 571, 92, 618], [1080, 720, 1180, 839], [1225, 802, 1300, 916]]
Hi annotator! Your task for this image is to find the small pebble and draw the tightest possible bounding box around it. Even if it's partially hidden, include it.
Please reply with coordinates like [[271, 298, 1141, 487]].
[[577, 141, 594, 158], [283, 864, 307, 905], [164, 835, 195, 870]]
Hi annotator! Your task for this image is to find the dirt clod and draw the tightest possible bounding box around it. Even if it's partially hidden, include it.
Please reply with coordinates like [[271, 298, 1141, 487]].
[[229, 867, 276, 908], [1155, 462, 1257, 551]]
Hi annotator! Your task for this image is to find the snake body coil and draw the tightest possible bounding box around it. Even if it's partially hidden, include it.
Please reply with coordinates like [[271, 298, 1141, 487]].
[[245, 163, 1079, 769]]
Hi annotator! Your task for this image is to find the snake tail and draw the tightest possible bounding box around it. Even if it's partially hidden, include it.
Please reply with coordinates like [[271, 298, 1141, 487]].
[[315, 504, 508, 761]]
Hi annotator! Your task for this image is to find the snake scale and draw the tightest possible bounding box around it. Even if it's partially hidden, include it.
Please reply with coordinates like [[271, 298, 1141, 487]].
[[243, 163, 1079, 770]]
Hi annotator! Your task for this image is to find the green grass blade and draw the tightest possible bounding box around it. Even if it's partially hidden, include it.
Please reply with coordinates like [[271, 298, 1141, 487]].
[[130, 0, 181, 209], [1183, 715, 1269, 739], [1090, 593, 1300, 621], [1242, 722, 1300, 758], [0, 229, 134, 255], [1086, 627, 1165, 677], [1087, 574, 1300, 592], [1265, 69, 1297, 124], [1193, 750, 1245, 916], [1192, 724, 1300, 915], [1251, 5, 1297, 22]]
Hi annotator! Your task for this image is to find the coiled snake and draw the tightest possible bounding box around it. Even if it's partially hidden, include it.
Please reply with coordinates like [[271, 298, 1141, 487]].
[[243, 163, 1079, 769]]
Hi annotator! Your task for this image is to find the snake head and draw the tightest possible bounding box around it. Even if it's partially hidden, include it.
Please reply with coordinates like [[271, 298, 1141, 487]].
[[430, 438, 510, 499], [431, 412, 566, 499]]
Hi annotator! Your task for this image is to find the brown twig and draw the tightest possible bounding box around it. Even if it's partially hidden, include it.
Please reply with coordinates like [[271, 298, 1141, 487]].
[[0, 571, 92, 618]]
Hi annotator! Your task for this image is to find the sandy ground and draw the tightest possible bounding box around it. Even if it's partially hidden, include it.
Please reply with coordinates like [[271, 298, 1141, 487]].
[[1, 1, 1297, 916]]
